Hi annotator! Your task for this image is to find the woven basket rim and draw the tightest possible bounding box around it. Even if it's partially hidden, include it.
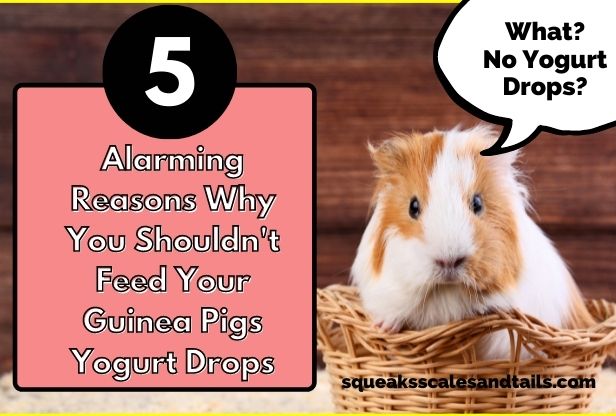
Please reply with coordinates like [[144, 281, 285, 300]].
[[317, 284, 616, 351], [317, 284, 614, 412]]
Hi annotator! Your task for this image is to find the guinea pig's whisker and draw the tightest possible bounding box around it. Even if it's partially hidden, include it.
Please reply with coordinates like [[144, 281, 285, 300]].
[[463, 278, 486, 309], [419, 283, 432, 314], [471, 286, 479, 303]]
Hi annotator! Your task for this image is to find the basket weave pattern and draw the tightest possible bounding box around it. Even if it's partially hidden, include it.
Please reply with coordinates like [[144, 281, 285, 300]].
[[317, 285, 616, 413]]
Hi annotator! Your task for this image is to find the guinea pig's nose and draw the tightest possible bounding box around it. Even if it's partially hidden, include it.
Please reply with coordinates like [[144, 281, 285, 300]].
[[435, 256, 467, 269]]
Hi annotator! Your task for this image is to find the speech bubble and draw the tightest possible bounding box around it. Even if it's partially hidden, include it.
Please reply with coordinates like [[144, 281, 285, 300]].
[[434, 0, 616, 155]]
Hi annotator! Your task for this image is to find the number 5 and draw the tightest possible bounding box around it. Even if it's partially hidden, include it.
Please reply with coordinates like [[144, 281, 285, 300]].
[[145, 37, 195, 107]]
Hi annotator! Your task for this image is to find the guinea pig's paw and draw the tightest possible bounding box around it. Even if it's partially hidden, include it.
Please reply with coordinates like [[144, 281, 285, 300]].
[[374, 319, 404, 334]]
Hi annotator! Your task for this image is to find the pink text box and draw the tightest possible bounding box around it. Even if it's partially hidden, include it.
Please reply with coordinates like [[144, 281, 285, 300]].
[[16, 86, 314, 390]]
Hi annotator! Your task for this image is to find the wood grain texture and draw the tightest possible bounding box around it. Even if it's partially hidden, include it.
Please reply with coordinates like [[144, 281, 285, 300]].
[[0, 233, 12, 374], [0, 4, 453, 32]]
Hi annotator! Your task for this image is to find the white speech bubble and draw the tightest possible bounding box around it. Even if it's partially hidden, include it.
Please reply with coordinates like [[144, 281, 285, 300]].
[[434, 0, 616, 155]]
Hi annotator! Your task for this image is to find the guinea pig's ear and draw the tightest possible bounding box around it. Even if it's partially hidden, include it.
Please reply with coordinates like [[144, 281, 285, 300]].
[[367, 136, 409, 175], [485, 148, 529, 203], [486, 148, 520, 172], [472, 125, 520, 171]]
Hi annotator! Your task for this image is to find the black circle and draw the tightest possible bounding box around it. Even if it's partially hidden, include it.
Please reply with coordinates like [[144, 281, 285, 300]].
[[103, 6, 236, 139]]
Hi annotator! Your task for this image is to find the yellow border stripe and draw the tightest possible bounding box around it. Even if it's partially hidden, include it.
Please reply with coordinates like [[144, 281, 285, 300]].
[[0, 0, 460, 3]]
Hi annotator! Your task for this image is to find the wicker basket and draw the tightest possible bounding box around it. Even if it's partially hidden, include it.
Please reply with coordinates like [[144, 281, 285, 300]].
[[317, 284, 616, 413]]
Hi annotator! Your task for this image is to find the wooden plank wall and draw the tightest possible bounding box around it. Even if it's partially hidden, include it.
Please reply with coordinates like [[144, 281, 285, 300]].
[[1, 4, 615, 374]]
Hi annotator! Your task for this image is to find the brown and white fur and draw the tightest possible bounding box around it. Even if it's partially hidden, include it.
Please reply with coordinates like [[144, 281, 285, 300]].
[[351, 126, 594, 358]]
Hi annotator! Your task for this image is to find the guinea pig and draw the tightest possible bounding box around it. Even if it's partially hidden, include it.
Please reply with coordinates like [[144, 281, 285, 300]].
[[351, 126, 595, 358]]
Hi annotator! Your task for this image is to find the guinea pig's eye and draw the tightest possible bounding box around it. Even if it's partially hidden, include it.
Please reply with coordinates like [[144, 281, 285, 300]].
[[471, 193, 484, 215], [409, 196, 421, 219]]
